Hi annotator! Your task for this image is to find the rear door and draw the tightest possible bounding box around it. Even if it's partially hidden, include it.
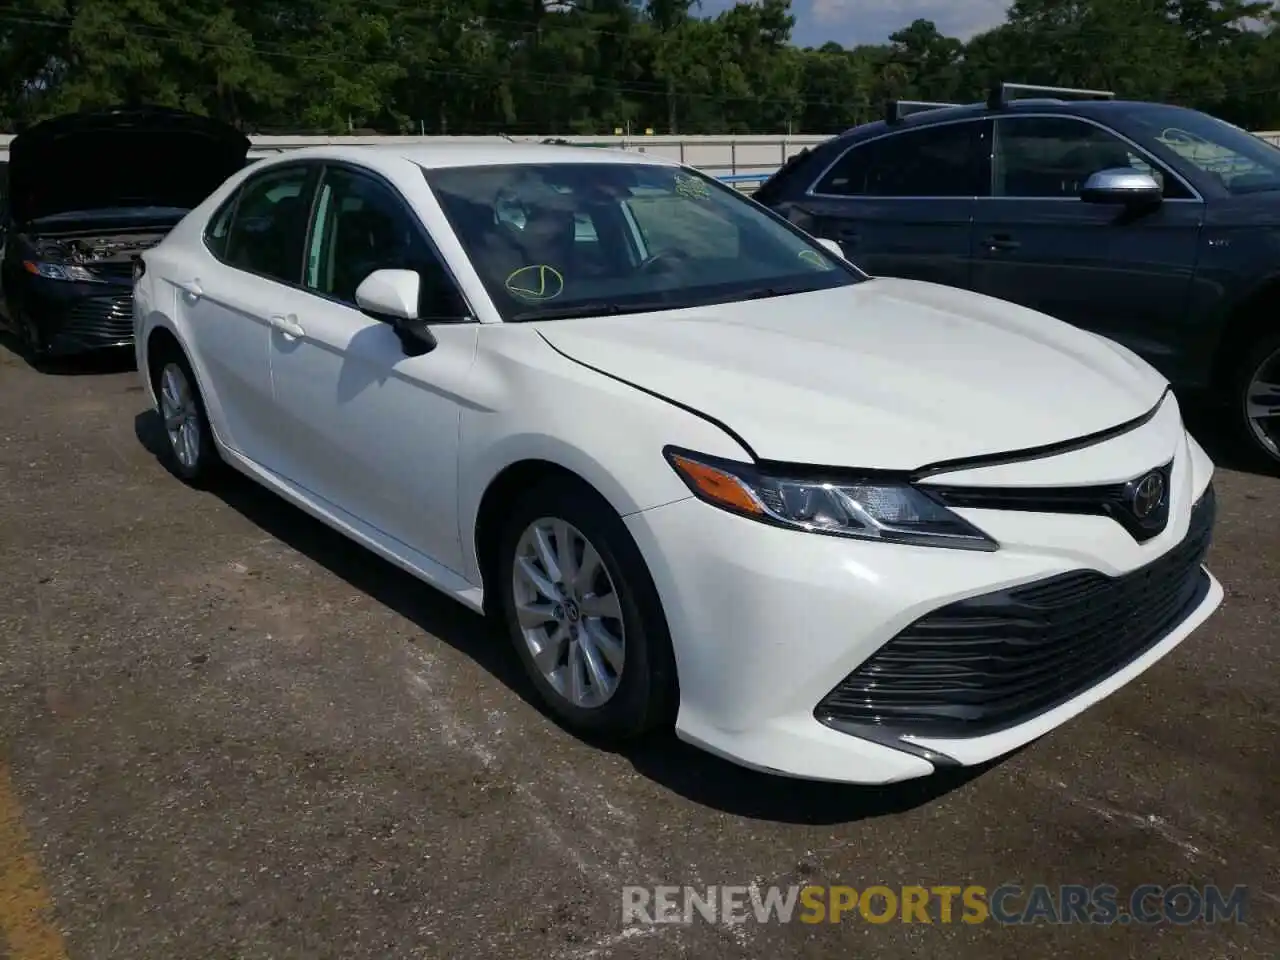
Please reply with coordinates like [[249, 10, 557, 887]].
[[177, 161, 318, 464], [970, 115, 1203, 369], [787, 119, 986, 289]]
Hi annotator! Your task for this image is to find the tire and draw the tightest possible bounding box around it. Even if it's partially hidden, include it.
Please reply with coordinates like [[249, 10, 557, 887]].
[[496, 478, 678, 740], [1231, 329, 1280, 469], [149, 346, 222, 485], [18, 315, 50, 368]]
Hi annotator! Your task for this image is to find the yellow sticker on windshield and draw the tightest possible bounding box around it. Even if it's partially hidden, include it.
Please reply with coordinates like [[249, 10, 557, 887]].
[[674, 174, 711, 200], [798, 249, 831, 270], [505, 264, 564, 302]]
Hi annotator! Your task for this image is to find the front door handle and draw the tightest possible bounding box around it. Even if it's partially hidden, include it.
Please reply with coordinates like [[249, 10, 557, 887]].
[[178, 279, 202, 299], [270, 314, 305, 340], [983, 234, 1021, 252]]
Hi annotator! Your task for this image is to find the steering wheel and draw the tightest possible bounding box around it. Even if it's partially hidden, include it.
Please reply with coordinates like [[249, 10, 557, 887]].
[[637, 248, 691, 273]]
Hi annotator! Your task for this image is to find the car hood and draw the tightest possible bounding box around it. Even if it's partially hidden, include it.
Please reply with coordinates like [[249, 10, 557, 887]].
[[535, 278, 1168, 471], [8, 107, 250, 226]]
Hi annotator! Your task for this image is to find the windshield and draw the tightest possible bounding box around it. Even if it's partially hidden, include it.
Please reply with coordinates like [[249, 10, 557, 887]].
[[1127, 106, 1280, 195], [421, 162, 862, 321]]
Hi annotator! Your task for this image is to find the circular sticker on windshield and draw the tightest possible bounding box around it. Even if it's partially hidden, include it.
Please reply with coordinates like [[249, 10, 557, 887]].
[[798, 249, 831, 270], [505, 264, 564, 302]]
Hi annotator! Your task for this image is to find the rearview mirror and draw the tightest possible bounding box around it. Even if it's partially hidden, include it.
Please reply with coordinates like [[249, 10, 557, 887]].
[[815, 238, 846, 259], [1080, 168, 1163, 207], [355, 268, 437, 356]]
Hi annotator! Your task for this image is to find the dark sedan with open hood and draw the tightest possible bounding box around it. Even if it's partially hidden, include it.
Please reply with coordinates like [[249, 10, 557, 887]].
[[0, 107, 249, 360]]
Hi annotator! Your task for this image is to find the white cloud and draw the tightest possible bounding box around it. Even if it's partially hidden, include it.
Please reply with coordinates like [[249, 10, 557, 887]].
[[811, 0, 1008, 34], [693, 0, 1012, 47], [799, 0, 1010, 46]]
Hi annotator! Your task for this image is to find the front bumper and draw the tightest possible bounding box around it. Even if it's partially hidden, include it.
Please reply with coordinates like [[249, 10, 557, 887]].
[[8, 272, 135, 355], [624, 406, 1222, 784]]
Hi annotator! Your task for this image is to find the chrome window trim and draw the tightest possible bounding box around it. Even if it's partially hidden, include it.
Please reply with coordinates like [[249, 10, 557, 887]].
[[803, 111, 1204, 204], [988, 113, 1204, 203], [804, 116, 988, 201]]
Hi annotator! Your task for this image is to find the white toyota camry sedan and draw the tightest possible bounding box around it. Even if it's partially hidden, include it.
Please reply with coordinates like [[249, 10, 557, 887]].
[[132, 143, 1224, 784]]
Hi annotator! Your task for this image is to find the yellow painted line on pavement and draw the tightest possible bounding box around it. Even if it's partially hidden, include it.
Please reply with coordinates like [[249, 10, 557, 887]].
[[0, 759, 68, 959]]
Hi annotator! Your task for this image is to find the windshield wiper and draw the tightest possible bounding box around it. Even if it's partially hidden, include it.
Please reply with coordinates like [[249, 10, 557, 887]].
[[735, 284, 817, 301], [509, 300, 674, 322]]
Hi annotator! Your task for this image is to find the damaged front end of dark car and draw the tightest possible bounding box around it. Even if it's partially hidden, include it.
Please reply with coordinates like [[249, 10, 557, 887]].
[[0, 107, 249, 360]]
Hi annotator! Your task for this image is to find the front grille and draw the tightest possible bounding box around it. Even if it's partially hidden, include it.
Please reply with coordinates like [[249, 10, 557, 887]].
[[92, 262, 136, 283], [816, 484, 1216, 740], [927, 460, 1174, 543], [61, 294, 134, 345]]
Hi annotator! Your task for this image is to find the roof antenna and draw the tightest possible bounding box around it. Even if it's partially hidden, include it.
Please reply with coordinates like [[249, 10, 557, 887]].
[[498, 132, 516, 142]]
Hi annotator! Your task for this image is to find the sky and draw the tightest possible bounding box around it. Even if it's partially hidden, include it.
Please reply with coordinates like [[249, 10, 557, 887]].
[[697, 0, 1012, 48]]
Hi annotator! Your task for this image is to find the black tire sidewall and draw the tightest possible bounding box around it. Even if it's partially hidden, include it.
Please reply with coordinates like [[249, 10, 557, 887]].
[[1232, 330, 1280, 469], [496, 479, 678, 740], [151, 350, 220, 485]]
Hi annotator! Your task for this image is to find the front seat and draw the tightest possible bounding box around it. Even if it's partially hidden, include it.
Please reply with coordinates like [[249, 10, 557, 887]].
[[330, 208, 398, 302], [517, 205, 577, 272]]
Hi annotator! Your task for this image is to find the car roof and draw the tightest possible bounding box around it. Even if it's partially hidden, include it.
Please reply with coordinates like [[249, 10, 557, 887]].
[[245, 142, 681, 173], [837, 97, 1188, 143]]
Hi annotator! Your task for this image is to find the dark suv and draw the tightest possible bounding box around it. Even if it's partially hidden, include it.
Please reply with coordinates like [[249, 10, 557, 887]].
[[755, 83, 1280, 468]]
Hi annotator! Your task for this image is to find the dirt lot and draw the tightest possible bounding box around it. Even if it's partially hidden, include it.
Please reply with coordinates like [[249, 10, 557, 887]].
[[0, 338, 1276, 959]]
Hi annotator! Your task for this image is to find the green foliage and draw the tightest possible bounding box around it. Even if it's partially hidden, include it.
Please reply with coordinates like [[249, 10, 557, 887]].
[[0, 0, 1275, 133]]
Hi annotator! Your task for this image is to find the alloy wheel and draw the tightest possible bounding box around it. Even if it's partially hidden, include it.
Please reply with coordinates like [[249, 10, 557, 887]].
[[159, 362, 202, 470], [511, 516, 626, 709], [1245, 346, 1280, 461]]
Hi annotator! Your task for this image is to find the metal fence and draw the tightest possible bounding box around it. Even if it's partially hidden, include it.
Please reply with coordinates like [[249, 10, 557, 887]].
[[1, 128, 1277, 194]]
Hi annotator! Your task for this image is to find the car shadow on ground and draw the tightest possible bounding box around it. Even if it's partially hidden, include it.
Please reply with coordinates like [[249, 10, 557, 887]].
[[0, 330, 136, 375], [133, 407, 1007, 824]]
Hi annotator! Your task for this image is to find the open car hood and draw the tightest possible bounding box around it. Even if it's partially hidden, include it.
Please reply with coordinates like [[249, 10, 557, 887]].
[[8, 107, 250, 226]]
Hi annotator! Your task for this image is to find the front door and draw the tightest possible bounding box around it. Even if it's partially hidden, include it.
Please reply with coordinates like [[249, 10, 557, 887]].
[[267, 163, 478, 572], [970, 115, 1204, 375]]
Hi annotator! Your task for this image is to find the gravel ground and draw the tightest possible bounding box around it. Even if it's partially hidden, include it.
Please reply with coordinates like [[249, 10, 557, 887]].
[[0, 338, 1276, 959]]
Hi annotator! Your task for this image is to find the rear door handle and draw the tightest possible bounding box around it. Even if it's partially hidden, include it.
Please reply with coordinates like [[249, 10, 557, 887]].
[[270, 314, 305, 340], [178, 279, 202, 299], [983, 234, 1021, 251]]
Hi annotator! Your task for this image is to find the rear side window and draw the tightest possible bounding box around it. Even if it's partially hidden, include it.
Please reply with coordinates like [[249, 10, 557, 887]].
[[221, 166, 315, 284], [204, 196, 237, 259], [813, 123, 979, 198]]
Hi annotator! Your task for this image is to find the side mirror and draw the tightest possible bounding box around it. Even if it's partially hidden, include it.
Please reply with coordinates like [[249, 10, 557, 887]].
[[1080, 168, 1163, 207], [815, 237, 845, 259], [355, 268, 437, 356]]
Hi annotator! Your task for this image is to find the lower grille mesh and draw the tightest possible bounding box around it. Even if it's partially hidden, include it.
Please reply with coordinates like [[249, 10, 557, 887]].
[[816, 485, 1216, 739], [61, 295, 134, 344]]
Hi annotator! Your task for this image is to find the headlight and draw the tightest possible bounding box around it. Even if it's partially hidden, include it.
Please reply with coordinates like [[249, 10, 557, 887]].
[[664, 447, 998, 551], [22, 260, 105, 283]]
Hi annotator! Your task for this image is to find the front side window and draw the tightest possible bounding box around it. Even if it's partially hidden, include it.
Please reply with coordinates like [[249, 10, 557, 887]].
[[423, 162, 861, 322], [992, 116, 1191, 199], [1123, 105, 1280, 196], [812, 122, 980, 198], [222, 165, 314, 284], [304, 165, 466, 317]]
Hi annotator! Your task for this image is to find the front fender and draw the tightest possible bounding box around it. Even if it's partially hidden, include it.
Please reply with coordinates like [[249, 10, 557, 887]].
[[455, 325, 753, 585]]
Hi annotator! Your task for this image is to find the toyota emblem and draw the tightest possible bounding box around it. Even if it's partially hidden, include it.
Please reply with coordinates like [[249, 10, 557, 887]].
[[1130, 472, 1165, 520]]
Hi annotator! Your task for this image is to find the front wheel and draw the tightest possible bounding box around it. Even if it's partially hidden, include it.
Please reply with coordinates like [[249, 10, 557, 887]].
[[496, 479, 678, 740], [1233, 331, 1280, 469]]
